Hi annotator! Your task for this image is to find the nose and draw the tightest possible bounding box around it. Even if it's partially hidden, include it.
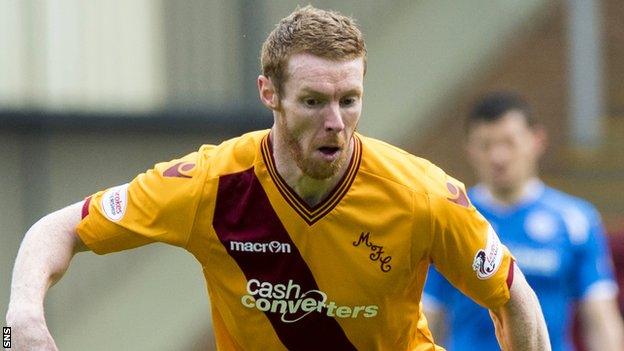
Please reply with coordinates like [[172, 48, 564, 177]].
[[324, 103, 345, 132], [488, 144, 510, 166]]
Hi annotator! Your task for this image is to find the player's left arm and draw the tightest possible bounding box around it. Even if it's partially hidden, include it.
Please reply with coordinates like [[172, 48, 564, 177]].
[[488, 264, 551, 351], [572, 204, 624, 350], [424, 167, 550, 350], [578, 221, 624, 349], [422, 269, 452, 346], [579, 296, 624, 351]]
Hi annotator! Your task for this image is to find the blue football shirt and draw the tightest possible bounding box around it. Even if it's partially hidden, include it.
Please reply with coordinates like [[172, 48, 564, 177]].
[[424, 180, 618, 351]]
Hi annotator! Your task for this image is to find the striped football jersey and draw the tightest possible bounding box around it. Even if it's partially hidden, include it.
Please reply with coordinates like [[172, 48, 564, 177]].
[[77, 130, 514, 350]]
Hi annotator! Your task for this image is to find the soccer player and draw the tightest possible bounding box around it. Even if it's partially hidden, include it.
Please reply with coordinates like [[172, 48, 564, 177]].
[[423, 92, 624, 351], [6, 7, 550, 350]]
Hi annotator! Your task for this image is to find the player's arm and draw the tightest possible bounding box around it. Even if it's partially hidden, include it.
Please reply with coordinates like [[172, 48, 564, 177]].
[[488, 264, 550, 351], [572, 204, 624, 350], [423, 167, 550, 349], [422, 268, 451, 345], [423, 302, 448, 345], [579, 296, 624, 351], [5, 201, 87, 351]]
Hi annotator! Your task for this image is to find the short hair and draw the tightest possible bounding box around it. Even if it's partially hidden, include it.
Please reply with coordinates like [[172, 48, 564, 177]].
[[466, 91, 535, 131], [260, 5, 367, 96]]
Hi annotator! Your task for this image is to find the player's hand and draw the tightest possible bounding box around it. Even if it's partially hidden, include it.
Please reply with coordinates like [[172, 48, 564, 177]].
[[6, 306, 59, 351]]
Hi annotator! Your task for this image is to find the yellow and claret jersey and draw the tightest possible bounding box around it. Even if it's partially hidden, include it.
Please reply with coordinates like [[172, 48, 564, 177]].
[[77, 130, 514, 351]]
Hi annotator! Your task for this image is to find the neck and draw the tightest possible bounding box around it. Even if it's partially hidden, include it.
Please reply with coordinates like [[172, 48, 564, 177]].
[[486, 177, 540, 206], [271, 131, 354, 207], [489, 187, 525, 206], [286, 174, 345, 206]]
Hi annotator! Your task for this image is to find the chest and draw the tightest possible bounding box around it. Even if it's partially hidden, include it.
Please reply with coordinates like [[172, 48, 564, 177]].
[[208, 170, 427, 308]]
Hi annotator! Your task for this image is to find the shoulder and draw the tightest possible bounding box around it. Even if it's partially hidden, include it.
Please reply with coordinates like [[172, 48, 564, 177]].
[[358, 134, 465, 200], [196, 129, 268, 178], [539, 186, 602, 245]]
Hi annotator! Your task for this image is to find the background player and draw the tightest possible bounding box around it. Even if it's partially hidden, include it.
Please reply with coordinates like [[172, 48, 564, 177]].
[[6, 7, 550, 350], [424, 91, 624, 350]]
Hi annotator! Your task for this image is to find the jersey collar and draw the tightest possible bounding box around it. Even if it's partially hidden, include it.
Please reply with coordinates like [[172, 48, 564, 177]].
[[260, 133, 362, 225]]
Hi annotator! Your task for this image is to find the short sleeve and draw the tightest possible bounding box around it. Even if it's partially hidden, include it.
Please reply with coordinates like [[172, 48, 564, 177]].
[[426, 169, 514, 310], [76, 150, 208, 254], [568, 204, 618, 300]]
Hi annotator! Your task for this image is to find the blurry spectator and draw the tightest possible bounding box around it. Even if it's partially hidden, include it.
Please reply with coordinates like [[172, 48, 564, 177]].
[[423, 92, 624, 351]]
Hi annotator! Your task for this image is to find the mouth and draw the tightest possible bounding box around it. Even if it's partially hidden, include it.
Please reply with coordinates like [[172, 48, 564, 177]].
[[318, 146, 341, 155], [316, 146, 342, 161]]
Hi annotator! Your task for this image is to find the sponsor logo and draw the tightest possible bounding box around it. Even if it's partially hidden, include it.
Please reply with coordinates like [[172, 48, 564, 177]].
[[101, 183, 129, 222], [163, 162, 195, 178], [446, 182, 470, 208], [241, 279, 379, 323], [472, 226, 503, 279], [353, 232, 392, 272], [229, 240, 291, 254]]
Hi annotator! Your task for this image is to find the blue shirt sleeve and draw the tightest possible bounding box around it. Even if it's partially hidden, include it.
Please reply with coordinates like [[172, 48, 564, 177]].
[[569, 203, 618, 299]]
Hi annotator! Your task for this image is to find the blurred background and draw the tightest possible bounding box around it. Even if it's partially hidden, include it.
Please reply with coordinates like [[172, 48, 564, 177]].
[[1, 0, 622, 349]]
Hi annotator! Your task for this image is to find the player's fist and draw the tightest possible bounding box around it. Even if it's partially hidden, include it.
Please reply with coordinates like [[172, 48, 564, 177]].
[[5, 306, 59, 351]]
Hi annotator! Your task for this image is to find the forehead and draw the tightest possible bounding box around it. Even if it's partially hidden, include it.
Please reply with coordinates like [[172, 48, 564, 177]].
[[469, 111, 532, 139], [284, 53, 364, 93]]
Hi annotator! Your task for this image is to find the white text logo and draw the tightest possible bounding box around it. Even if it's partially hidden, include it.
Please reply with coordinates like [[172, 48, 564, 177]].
[[472, 226, 504, 279], [229, 240, 291, 254], [101, 183, 129, 222], [241, 279, 378, 323]]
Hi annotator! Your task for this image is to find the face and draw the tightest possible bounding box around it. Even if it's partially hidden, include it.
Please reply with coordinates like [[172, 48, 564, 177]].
[[466, 111, 545, 194], [260, 53, 364, 179]]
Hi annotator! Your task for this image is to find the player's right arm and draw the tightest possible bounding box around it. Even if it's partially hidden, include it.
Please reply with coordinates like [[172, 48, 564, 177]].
[[5, 147, 211, 351], [422, 300, 448, 345], [422, 268, 451, 345], [5, 201, 87, 351]]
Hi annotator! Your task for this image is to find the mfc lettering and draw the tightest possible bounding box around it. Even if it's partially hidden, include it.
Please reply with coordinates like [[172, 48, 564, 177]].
[[353, 232, 392, 272]]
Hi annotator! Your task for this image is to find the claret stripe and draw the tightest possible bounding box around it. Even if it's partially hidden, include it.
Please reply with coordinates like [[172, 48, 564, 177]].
[[81, 196, 92, 219], [213, 168, 357, 350], [261, 134, 361, 225]]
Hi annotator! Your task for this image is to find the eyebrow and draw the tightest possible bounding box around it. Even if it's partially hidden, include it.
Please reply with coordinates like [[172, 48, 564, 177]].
[[298, 87, 362, 97]]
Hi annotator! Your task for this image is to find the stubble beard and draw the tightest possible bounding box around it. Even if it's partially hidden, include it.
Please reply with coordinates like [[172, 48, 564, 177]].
[[278, 119, 349, 180]]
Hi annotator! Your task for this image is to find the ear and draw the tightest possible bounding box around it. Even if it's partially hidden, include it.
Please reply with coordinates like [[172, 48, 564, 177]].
[[465, 138, 478, 165], [532, 125, 548, 157], [257, 75, 279, 110], [464, 131, 478, 161]]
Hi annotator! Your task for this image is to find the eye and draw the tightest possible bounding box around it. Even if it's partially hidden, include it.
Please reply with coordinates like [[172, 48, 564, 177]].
[[340, 96, 357, 107], [303, 97, 321, 107]]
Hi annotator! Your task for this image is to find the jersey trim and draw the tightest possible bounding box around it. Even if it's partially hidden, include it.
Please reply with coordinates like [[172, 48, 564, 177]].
[[506, 259, 515, 289], [81, 196, 92, 219], [261, 134, 362, 225], [212, 167, 357, 349]]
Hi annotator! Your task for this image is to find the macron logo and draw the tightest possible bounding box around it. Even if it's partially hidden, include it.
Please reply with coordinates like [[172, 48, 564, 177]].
[[230, 240, 292, 254]]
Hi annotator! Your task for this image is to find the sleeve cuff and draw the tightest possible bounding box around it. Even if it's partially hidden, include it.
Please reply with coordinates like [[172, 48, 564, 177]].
[[581, 280, 619, 301]]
